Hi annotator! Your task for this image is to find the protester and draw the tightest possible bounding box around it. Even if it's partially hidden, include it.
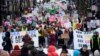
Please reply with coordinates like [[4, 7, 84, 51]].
[[27, 40, 38, 56], [37, 45, 47, 56], [22, 34, 31, 46], [90, 31, 100, 54], [55, 27, 63, 46], [67, 28, 73, 48], [79, 44, 89, 56], [60, 50, 69, 56], [48, 45, 58, 56], [49, 29, 57, 45], [13, 45, 20, 50], [20, 46, 29, 56], [10, 45, 21, 56], [2, 31, 12, 53], [60, 45, 70, 56], [61, 29, 69, 46], [38, 28, 46, 46], [73, 49, 80, 56], [37, 50, 47, 56]]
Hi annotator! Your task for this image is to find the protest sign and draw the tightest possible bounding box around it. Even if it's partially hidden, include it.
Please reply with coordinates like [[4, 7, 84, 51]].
[[1, 30, 39, 49], [74, 28, 100, 49]]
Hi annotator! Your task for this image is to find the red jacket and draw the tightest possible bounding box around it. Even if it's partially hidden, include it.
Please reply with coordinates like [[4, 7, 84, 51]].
[[48, 45, 58, 56]]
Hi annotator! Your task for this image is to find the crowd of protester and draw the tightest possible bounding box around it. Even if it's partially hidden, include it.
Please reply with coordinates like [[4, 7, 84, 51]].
[[0, 0, 100, 56], [0, 0, 99, 45], [1, 31, 99, 56], [0, 1, 99, 32]]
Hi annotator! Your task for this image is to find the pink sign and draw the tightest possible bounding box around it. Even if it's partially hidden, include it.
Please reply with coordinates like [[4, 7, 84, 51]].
[[49, 15, 55, 22]]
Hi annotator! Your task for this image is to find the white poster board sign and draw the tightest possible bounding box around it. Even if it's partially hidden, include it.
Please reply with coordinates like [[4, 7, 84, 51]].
[[74, 28, 100, 49], [1, 30, 39, 49]]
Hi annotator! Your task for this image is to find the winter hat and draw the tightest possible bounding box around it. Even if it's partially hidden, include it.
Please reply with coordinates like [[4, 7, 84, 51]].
[[48, 45, 56, 53], [14, 45, 20, 50], [94, 50, 100, 56], [48, 45, 58, 56], [93, 31, 99, 35], [83, 44, 88, 48], [73, 50, 80, 56]]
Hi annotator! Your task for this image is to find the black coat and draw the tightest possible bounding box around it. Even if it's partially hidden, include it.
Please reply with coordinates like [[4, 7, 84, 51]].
[[3, 37, 12, 52], [80, 48, 89, 56], [20, 46, 29, 56], [68, 31, 73, 45], [90, 36, 100, 53]]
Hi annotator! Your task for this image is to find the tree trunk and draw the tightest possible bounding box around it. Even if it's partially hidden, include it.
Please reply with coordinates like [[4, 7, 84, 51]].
[[76, 0, 88, 16]]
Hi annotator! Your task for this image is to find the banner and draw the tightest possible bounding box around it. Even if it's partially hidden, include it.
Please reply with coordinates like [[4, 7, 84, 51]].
[[1, 30, 39, 49], [74, 28, 100, 49]]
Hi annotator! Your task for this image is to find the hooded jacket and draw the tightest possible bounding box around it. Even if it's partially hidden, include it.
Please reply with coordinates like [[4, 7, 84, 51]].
[[48, 45, 58, 56], [79, 48, 89, 56], [73, 50, 80, 56]]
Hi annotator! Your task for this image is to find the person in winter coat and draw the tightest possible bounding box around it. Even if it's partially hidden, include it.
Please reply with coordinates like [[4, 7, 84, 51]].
[[55, 27, 63, 46], [37, 45, 47, 56], [38, 28, 46, 46], [68, 28, 73, 48], [49, 29, 57, 45], [2, 31, 12, 53], [60, 50, 70, 56], [60, 45, 70, 56], [28, 41, 38, 56], [73, 50, 80, 56], [22, 34, 31, 46], [90, 31, 100, 53], [61, 29, 69, 46], [48, 45, 58, 56], [10, 45, 21, 56], [37, 51, 47, 56], [20, 46, 29, 56], [79, 44, 89, 56]]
